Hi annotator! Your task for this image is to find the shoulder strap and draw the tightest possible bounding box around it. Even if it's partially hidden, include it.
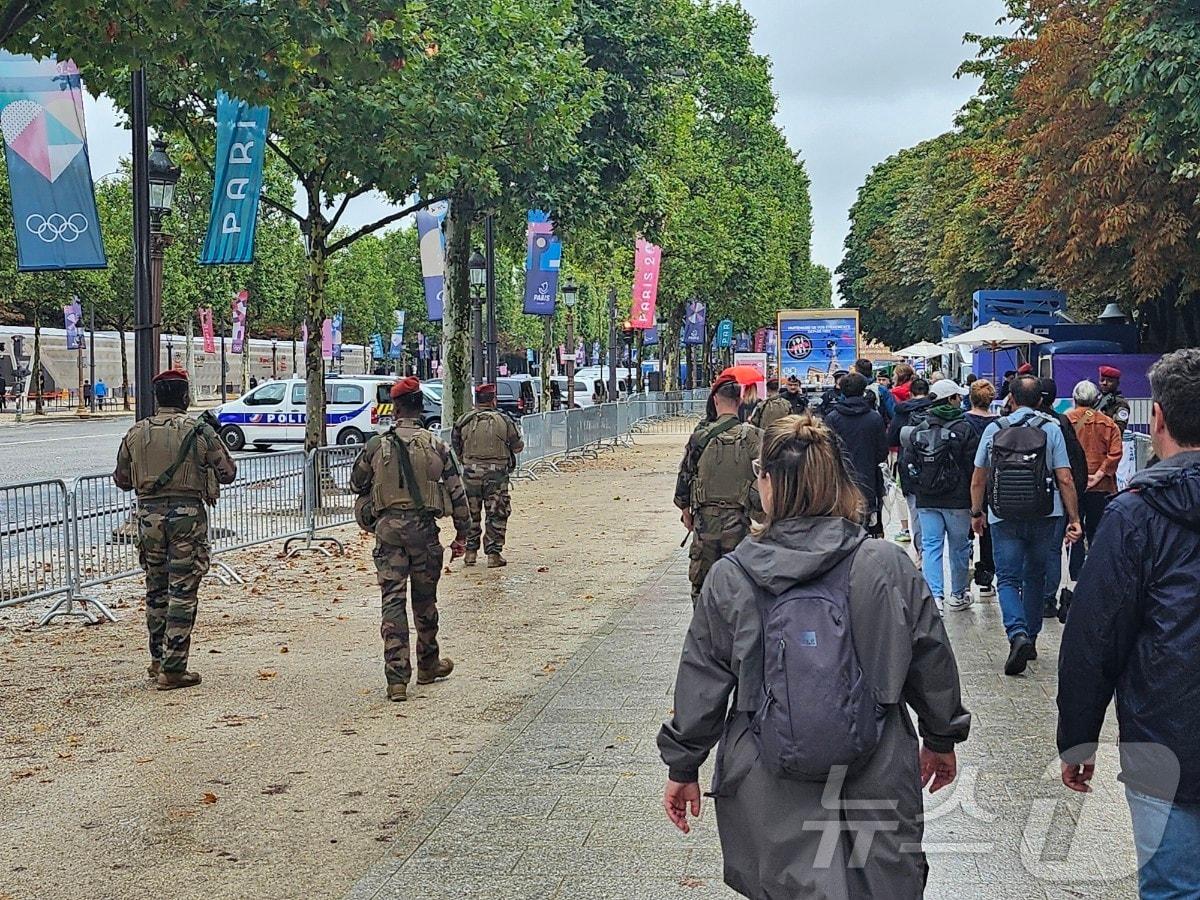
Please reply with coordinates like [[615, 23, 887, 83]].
[[151, 421, 206, 492], [697, 416, 741, 452]]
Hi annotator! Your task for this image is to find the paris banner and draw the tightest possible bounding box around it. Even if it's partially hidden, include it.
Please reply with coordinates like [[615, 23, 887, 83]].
[[230, 290, 249, 354], [198, 307, 216, 353], [415, 201, 449, 321], [0, 53, 106, 271], [63, 298, 82, 350], [200, 92, 270, 265], [716, 319, 734, 349], [523, 210, 561, 316], [389, 310, 405, 359], [682, 300, 707, 345], [629, 239, 662, 329]]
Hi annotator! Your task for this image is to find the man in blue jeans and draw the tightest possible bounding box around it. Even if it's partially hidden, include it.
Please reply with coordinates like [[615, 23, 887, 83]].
[[970, 375, 1081, 675], [1057, 349, 1200, 899]]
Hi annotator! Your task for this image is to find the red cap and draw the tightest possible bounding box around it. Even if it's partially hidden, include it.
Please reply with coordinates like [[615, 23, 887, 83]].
[[389, 376, 421, 400], [1099, 365, 1122, 379], [476, 383, 497, 400], [1018, 363, 1033, 375], [152, 368, 188, 384]]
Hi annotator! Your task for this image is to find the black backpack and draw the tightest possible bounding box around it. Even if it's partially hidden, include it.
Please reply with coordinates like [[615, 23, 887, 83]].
[[988, 416, 1055, 520], [908, 420, 962, 496]]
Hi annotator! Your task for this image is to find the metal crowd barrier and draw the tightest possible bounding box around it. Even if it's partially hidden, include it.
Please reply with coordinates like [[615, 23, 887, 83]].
[[0, 398, 707, 623]]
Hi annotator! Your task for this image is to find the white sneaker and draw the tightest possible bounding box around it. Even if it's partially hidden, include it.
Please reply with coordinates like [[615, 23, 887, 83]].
[[977, 584, 996, 599], [893, 529, 912, 544], [947, 593, 974, 612], [933, 596, 945, 615]]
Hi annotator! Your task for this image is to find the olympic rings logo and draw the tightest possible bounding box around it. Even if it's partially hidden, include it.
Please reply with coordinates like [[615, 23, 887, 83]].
[[25, 213, 89, 243]]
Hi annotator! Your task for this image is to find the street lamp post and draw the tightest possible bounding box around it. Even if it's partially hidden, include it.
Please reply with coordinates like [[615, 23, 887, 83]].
[[562, 279, 579, 410], [166, 336, 174, 369], [469, 249, 486, 385], [271, 338, 278, 379], [484, 213, 498, 384], [147, 138, 180, 391], [607, 287, 618, 402]]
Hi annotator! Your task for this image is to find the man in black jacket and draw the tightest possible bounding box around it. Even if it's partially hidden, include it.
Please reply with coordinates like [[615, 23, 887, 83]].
[[906, 380, 980, 613], [824, 373, 888, 537], [1058, 349, 1200, 899]]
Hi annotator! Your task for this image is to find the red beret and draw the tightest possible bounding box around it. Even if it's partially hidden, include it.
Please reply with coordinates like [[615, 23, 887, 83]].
[[389, 376, 421, 400], [767, 378, 780, 390], [1018, 363, 1033, 375], [152, 368, 188, 384], [476, 383, 497, 400], [1099, 365, 1121, 379], [711, 372, 738, 391]]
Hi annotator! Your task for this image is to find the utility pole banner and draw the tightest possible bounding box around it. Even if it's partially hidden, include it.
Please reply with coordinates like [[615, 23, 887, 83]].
[[683, 300, 706, 345], [230, 290, 249, 354], [415, 201, 448, 321], [523, 210, 561, 316], [63, 299, 82, 349], [0, 53, 107, 271], [199, 307, 216, 353], [201, 93, 269, 265], [629, 239, 661, 329]]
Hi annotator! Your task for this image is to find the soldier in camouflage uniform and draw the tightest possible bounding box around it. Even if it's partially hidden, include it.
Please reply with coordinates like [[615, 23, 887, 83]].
[[675, 374, 762, 602], [1097, 364, 1133, 435], [451, 383, 524, 568], [350, 377, 472, 702], [750, 378, 793, 429], [113, 369, 237, 690]]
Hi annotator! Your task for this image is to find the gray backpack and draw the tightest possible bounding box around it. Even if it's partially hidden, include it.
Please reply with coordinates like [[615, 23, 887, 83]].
[[733, 547, 884, 781]]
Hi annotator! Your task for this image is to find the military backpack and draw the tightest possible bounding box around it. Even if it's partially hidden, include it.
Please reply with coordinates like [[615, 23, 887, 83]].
[[459, 409, 513, 467], [691, 418, 759, 508], [369, 428, 452, 518], [129, 414, 219, 504]]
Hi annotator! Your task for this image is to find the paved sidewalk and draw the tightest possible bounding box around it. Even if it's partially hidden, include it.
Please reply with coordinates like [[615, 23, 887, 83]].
[[347, 551, 1140, 900]]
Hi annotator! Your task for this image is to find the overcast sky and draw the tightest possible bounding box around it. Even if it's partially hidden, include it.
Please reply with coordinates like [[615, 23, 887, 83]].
[[80, 0, 1009, 299]]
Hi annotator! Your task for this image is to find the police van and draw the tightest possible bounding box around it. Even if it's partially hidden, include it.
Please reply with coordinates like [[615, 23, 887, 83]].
[[214, 375, 398, 451]]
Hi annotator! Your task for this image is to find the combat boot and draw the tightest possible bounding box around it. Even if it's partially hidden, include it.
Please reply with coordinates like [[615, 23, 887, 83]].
[[156, 671, 202, 691], [463, 550, 478, 567], [417, 658, 454, 685], [147, 660, 161, 679], [487, 553, 507, 568], [387, 683, 408, 702]]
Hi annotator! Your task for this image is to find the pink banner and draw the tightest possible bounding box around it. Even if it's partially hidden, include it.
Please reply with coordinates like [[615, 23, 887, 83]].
[[754, 328, 767, 353], [321, 318, 333, 359], [630, 238, 662, 330], [230, 290, 249, 354], [198, 307, 216, 354]]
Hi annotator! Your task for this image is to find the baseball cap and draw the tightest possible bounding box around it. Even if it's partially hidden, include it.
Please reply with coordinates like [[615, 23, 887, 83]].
[[929, 380, 968, 401]]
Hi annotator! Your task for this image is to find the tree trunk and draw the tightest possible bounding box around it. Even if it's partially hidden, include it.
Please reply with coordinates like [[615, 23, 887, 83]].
[[541, 316, 554, 410], [119, 325, 131, 410], [442, 194, 475, 428], [242, 319, 251, 393], [303, 217, 330, 452], [32, 309, 43, 415], [184, 314, 195, 384]]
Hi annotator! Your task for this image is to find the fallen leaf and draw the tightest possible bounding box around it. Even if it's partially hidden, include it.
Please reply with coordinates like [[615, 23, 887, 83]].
[[135, 757, 154, 764], [679, 877, 705, 888], [32, 723, 48, 735], [279, 646, 289, 654], [257, 669, 277, 680], [201, 792, 218, 804], [536, 566, 549, 573]]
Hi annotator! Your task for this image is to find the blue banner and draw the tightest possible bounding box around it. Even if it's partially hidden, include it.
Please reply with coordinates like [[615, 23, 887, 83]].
[[643, 326, 658, 347], [371, 333, 385, 360], [734, 332, 752, 352], [200, 92, 269, 265], [389, 310, 405, 359], [523, 210, 561, 316], [416, 201, 448, 321], [0, 54, 106, 271], [683, 300, 706, 345], [331, 311, 344, 359], [716, 319, 734, 349]]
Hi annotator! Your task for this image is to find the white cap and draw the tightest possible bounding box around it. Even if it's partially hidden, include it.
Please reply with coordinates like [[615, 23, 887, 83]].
[[929, 380, 968, 401]]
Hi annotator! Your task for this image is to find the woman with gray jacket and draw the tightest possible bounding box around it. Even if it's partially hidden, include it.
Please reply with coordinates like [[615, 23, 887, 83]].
[[658, 413, 971, 898]]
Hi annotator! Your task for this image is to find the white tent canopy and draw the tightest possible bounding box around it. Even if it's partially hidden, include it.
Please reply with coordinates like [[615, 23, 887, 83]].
[[942, 321, 1051, 350], [893, 340, 949, 359]]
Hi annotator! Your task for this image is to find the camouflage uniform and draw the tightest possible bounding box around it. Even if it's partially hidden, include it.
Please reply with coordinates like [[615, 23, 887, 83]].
[[451, 406, 524, 556], [750, 394, 793, 430], [675, 414, 762, 601], [1097, 390, 1132, 435], [113, 406, 237, 675], [350, 419, 471, 688]]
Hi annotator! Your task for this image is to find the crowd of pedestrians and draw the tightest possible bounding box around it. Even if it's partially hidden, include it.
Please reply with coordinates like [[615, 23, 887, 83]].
[[660, 349, 1200, 899]]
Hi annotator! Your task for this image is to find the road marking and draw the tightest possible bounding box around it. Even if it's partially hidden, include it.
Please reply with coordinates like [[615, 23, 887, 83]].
[[0, 432, 125, 448]]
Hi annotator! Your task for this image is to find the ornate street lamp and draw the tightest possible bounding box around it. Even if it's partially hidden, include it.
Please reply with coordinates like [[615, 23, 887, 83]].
[[562, 279, 579, 409], [469, 249, 486, 384], [147, 138, 180, 389]]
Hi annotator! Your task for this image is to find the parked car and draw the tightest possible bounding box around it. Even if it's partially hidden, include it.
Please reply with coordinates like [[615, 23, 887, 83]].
[[497, 376, 539, 417], [214, 375, 394, 451], [373, 382, 444, 433]]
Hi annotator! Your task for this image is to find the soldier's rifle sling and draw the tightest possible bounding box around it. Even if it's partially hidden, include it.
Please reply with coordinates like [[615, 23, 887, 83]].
[[151, 422, 206, 493]]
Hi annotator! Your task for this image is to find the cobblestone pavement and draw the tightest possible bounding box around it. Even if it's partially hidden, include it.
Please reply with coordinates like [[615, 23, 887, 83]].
[[347, 551, 1140, 900]]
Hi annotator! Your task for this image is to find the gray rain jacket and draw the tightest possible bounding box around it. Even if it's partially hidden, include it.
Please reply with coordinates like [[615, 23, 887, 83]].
[[658, 517, 971, 899]]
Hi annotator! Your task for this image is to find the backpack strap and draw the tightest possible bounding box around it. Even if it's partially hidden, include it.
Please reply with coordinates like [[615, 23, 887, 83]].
[[151, 420, 206, 493], [690, 416, 742, 471], [386, 429, 425, 510]]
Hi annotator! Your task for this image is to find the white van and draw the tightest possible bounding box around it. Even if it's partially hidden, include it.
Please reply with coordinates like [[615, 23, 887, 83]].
[[213, 375, 394, 451]]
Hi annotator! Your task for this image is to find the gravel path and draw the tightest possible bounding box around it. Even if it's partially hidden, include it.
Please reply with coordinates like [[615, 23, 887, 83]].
[[0, 435, 687, 900]]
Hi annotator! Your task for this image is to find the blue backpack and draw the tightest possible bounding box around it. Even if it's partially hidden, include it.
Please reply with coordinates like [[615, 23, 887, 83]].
[[733, 547, 884, 780]]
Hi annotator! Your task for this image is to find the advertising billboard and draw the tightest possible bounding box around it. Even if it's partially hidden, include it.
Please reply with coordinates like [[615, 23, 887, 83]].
[[776, 309, 860, 385]]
